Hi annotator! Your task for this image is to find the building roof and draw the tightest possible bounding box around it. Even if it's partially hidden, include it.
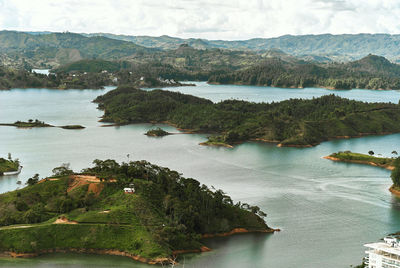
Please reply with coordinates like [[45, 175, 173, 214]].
[[365, 242, 400, 256]]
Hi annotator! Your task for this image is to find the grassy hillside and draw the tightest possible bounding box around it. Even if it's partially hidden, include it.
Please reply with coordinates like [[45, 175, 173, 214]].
[[94, 86, 400, 147], [0, 160, 270, 263], [208, 55, 400, 90]]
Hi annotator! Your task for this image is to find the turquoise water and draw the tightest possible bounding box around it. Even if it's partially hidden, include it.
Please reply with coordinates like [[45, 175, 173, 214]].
[[1, 84, 400, 267]]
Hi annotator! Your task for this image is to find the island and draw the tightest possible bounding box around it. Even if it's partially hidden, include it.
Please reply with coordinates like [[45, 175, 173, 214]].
[[145, 127, 170, 137], [0, 159, 274, 265], [93, 85, 400, 148], [324, 151, 400, 196], [0, 155, 21, 176], [0, 120, 84, 130], [324, 151, 396, 170]]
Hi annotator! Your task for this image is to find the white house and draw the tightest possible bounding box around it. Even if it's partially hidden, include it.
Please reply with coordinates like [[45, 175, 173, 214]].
[[364, 236, 400, 268], [123, 187, 135, 194]]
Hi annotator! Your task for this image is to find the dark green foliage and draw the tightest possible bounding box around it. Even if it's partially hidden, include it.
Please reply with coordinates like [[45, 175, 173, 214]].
[[145, 128, 170, 137], [208, 55, 400, 90], [0, 66, 113, 90], [0, 160, 268, 256], [94, 86, 400, 147], [26, 174, 40, 186], [53, 59, 130, 73], [391, 158, 400, 187]]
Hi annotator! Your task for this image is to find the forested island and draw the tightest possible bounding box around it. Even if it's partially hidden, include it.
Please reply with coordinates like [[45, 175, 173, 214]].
[[208, 55, 400, 90], [0, 160, 272, 264], [94, 85, 400, 147], [145, 128, 170, 137]]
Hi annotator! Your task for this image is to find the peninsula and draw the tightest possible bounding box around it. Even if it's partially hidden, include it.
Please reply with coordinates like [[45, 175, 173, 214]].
[[94, 85, 400, 148], [324, 151, 400, 196], [324, 151, 396, 170], [0, 160, 273, 265]]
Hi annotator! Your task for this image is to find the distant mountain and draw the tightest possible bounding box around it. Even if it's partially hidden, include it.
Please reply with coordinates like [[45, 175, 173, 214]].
[[0, 31, 154, 68], [83, 32, 400, 62]]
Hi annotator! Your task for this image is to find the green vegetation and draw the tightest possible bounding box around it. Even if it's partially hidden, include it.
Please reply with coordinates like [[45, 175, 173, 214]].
[[13, 119, 52, 128], [391, 158, 400, 188], [94, 85, 400, 147], [0, 120, 85, 130], [209, 55, 400, 90], [0, 160, 270, 262], [327, 151, 395, 169], [0, 66, 113, 90], [145, 128, 170, 137], [0, 154, 19, 175], [60, 125, 85, 130], [53, 59, 129, 73]]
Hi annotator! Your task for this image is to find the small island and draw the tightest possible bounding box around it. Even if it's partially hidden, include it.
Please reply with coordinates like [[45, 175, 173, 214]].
[[60, 125, 85, 130], [0, 120, 84, 130], [0, 160, 274, 265], [324, 151, 400, 197], [0, 119, 53, 128], [0, 154, 21, 176], [324, 151, 396, 170], [145, 127, 170, 137], [94, 85, 400, 148]]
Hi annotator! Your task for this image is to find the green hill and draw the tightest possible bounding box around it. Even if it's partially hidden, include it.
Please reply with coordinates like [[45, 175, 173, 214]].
[[94, 86, 400, 147], [53, 59, 130, 73], [208, 55, 400, 90], [0, 160, 270, 264]]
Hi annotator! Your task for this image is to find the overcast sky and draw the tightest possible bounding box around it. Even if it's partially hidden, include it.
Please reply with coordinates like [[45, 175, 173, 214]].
[[0, 0, 399, 40]]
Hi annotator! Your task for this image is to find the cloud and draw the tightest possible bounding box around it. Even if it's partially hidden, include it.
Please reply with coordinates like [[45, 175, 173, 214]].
[[0, 0, 399, 40]]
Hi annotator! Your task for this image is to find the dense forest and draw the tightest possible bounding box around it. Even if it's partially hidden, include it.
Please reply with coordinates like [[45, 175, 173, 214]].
[[0, 66, 113, 89], [94, 86, 400, 147], [0, 160, 269, 262], [208, 55, 400, 90]]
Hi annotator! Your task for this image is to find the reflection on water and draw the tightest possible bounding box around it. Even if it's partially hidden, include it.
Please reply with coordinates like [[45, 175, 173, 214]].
[[1, 84, 400, 267]]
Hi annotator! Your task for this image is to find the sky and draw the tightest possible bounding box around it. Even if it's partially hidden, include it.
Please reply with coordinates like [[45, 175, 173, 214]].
[[0, 0, 399, 40]]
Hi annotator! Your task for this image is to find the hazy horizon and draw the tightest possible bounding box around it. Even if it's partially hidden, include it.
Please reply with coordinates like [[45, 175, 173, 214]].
[[1, 0, 400, 40]]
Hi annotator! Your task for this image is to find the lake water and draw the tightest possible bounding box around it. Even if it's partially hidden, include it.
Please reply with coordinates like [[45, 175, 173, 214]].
[[1, 83, 400, 268]]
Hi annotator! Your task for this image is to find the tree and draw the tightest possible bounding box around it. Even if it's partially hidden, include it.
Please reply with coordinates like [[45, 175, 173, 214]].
[[392, 151, 398, 156], [26, 174, 40, 186], [391, 158, 400, 188], [7, 153, 11, 161], [52, 163, 73, 176], [368, 150, 375, 156]]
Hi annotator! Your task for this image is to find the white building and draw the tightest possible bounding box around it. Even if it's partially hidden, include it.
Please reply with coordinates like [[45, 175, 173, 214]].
[[124, 187, 135, 194], [365, 236, 400, 268]]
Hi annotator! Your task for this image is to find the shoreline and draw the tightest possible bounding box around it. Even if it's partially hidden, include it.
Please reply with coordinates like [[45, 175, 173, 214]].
[[323, 155, 394, 170], [202, 227, 279, 238], [99, 119, 399, 149], [389, 185, 400, 198], [207, 81, 397, 91], [0, 227, 278, 264]]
